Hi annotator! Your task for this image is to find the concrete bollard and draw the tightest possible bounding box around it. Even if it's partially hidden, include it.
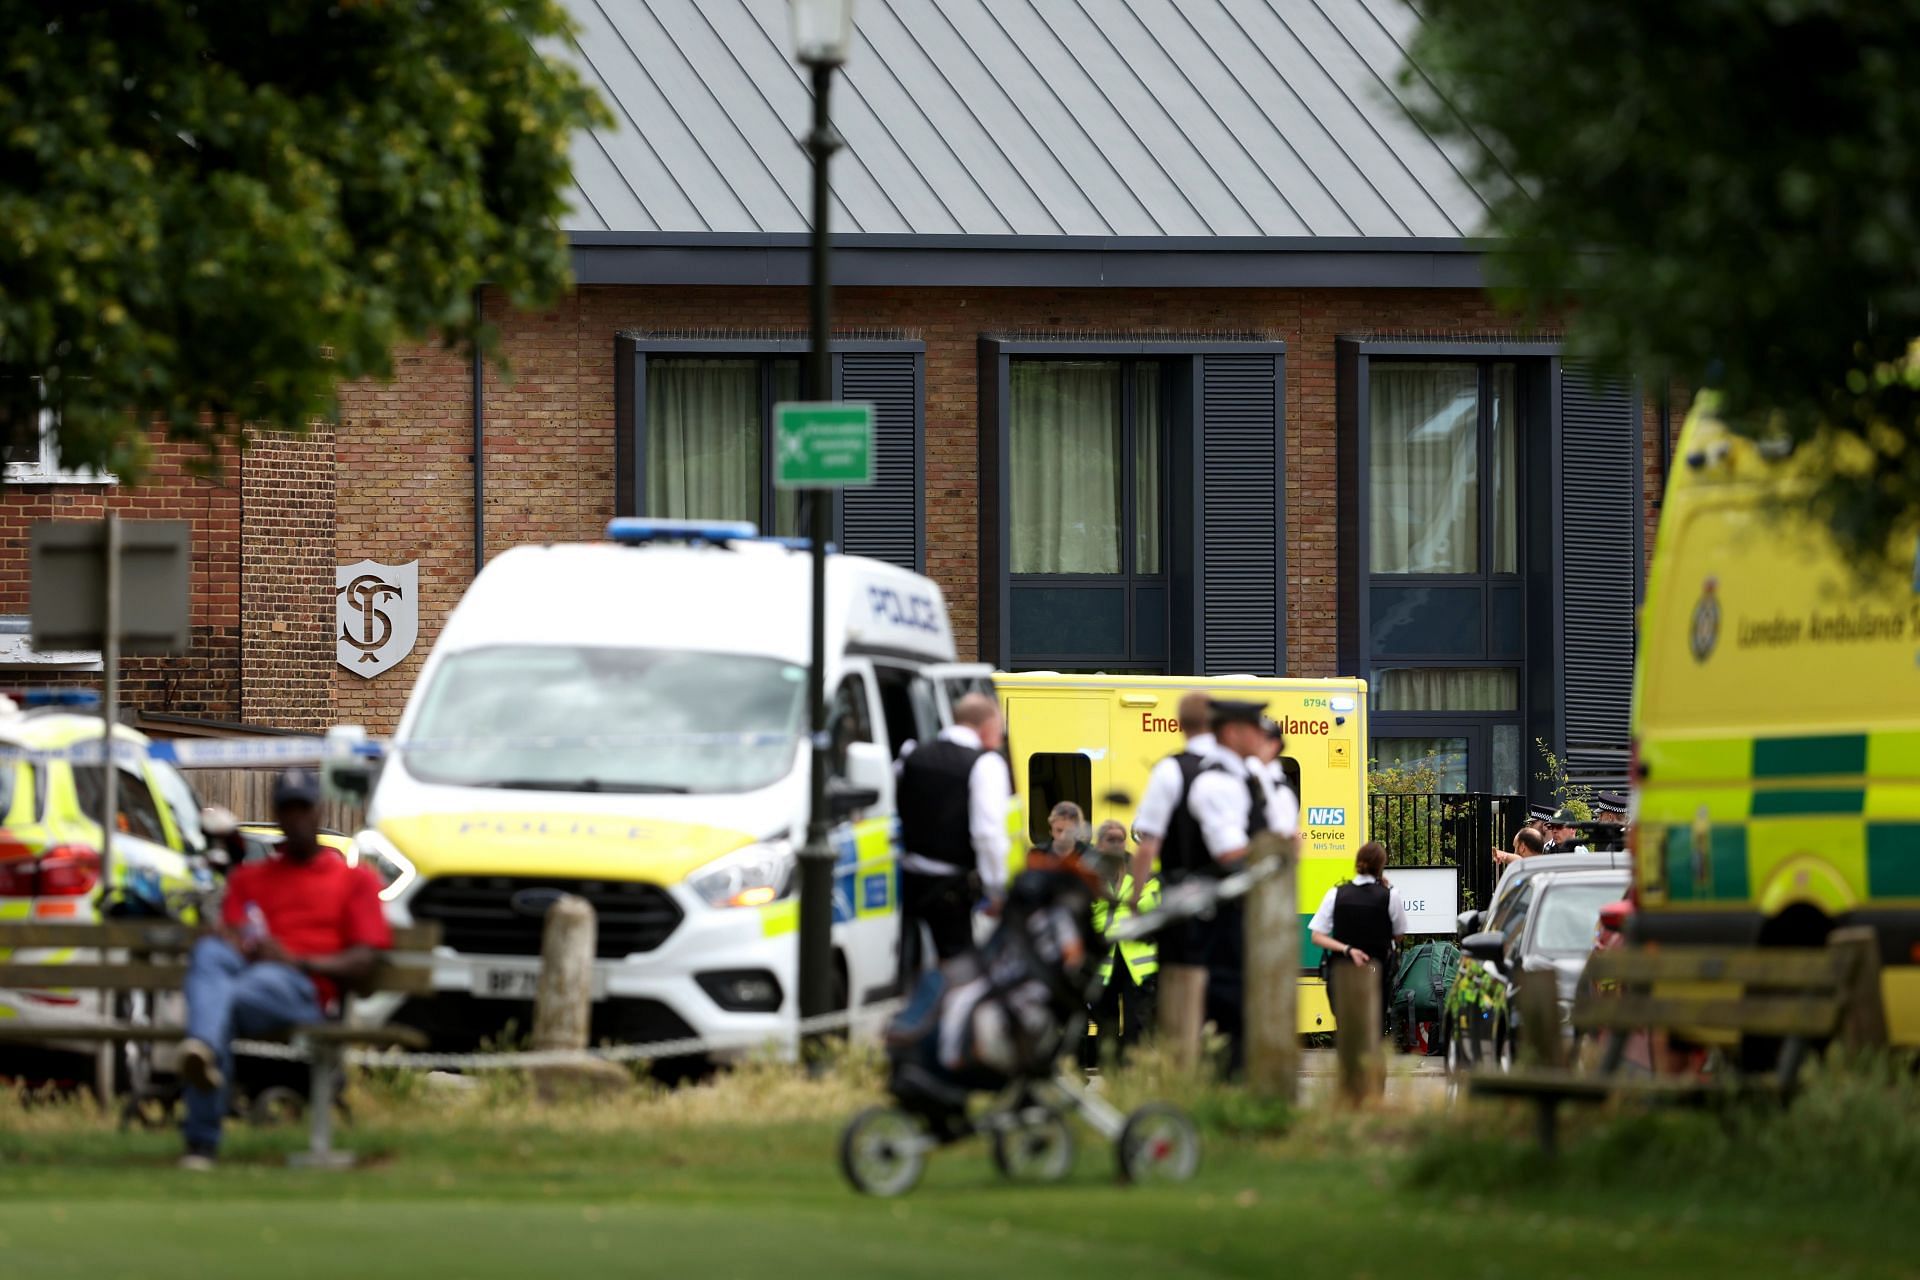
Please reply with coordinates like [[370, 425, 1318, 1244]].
[[531, 894, 629, 1100], [1243, 830, 1299, 1102], [1331, 960, 1384, 1105]]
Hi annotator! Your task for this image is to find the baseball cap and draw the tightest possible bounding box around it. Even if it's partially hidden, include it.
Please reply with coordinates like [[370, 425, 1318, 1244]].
[[272, 767, 322, 808]]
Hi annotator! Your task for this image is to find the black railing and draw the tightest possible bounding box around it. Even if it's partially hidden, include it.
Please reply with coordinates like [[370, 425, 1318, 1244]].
[[1367, 792, 1529, 914]]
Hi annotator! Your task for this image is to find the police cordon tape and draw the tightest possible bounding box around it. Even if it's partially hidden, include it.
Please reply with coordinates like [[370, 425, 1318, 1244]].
[[219, 872, 1272, 1070], [0, 731, 802, 768], [228, 1001, 903, 1069]]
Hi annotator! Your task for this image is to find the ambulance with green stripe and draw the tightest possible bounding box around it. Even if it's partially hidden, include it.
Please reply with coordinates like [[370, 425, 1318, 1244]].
[[349, 519, 994, 1055], [996, 672, 1369, 1033], [1636, 397, 1920, 1044]]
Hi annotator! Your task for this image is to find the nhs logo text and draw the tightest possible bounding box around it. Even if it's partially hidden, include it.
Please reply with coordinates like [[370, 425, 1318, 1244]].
[[1307, 807, 1346, 827]]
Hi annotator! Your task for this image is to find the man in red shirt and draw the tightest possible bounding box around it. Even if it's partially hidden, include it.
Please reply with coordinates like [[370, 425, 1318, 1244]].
[[178, 768, 391, 1169]]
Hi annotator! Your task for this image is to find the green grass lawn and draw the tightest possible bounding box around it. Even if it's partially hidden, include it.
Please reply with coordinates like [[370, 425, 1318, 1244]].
[[1, 1064, 1915, 1280]]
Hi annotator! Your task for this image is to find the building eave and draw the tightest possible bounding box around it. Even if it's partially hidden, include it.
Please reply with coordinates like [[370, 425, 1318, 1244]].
[[568, 232, 1490, 290]]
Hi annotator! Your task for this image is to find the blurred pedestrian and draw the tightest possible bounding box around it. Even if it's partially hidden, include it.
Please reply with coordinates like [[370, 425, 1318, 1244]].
[[1084, 819, 1158, 1066]]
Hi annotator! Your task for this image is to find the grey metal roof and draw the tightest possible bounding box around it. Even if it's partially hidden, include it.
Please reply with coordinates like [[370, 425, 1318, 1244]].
[[555, 0, 1492, 239]]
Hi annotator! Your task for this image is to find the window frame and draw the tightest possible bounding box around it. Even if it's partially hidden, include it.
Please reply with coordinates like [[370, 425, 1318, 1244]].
[[980, 337, 1289, 675], [1005, 356, 1170, 670], [614, 335, 925, 566], [1342, 340, 1558, 795], [4, 402, 114, 486]]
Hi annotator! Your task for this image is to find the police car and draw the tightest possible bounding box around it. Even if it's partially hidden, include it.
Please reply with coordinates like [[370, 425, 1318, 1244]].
[[342, 520, 988, 1059]]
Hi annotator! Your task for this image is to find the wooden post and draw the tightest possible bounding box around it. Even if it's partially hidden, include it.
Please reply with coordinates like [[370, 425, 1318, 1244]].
[[1244, 831, 1299, 1101], [531, 895, 628, 1099], [1331, 959, 1384, 1105], [1828, 925, 1888, 1051], [1516, 968, 1565, 1069], [1158, 965, 1208, 1074]]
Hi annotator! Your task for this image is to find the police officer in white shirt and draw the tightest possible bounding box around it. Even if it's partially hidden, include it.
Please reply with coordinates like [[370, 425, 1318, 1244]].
[[895, 693, 1013, 983], [1129, 690, 1215, 897], [1308, 841, 1409, 1038], [1178, 699, 1301, 1071]]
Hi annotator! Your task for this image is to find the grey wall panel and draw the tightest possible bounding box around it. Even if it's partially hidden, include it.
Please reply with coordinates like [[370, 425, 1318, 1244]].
[[838, 351, 923, 571], [1558, 363, 1641, 792], [1199, 353, 1285, 675]]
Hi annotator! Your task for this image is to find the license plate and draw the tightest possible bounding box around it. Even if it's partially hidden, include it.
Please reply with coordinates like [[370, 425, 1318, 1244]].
[[471, 966, 608, 1001]]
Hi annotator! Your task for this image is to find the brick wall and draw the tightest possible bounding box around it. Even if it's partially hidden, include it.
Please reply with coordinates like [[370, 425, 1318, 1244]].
[[240, 427, 338, 730], [0, 442, 241, 719], [332, 283, 1644, 733]]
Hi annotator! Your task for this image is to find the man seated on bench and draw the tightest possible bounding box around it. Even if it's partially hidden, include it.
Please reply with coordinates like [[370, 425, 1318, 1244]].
[[177, 767, 391, 1170]]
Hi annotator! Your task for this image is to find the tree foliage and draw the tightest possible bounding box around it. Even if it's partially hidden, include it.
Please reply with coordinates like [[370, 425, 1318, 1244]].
[[0, 0, 607, 479], [1407, 1, 1920, 558]]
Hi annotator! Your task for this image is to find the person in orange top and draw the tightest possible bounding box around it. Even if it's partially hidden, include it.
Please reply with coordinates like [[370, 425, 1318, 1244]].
[[177, 768, 391, 1170]]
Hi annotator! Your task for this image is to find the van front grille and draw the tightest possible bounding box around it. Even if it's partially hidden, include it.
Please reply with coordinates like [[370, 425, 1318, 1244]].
[[408, 876, 681, 958]]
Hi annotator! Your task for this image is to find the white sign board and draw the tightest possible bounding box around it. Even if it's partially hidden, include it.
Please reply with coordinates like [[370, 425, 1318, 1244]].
[[335, 559, 419, 678], [1386, 866, 1460, 935]]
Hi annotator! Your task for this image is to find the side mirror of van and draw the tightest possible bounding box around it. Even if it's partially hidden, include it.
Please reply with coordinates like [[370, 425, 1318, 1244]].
[[1456, 909, 1483, 939], [830, 740, 890, 819], [322, 725, 376, 799]]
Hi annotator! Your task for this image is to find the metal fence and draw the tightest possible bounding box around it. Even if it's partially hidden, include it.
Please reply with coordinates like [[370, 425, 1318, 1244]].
[[1367, 792, 1529, 913]]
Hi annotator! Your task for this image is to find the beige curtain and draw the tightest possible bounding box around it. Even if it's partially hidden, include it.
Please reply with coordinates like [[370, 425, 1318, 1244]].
[[647, 358, 760, 523], [1375, 667, 1519, 712], [1134, 363, 1162, 574], [1370, 362, 1481, 573], [1010, 361, 1122, 574]]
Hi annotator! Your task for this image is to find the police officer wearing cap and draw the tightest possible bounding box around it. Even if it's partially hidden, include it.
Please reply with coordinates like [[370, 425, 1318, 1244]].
[[1159, 698, 1301, 1072], [1544, 807, 1590, 854]]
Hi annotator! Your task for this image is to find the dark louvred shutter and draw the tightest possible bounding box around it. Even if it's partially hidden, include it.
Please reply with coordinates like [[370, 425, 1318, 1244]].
[[837, 350, 922, 571], [1199, 353, 1284, 675], [1558, 363, 1642, 791]]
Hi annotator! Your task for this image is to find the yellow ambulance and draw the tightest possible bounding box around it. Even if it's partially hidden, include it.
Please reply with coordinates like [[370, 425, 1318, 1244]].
[[1635, 395, 1920, 1044], [995, 672, 1369, 1032]]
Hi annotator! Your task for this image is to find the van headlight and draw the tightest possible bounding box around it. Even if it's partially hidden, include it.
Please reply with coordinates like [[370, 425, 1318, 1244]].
[[350, 828, 419, 903], [689, 838, 795, 909]]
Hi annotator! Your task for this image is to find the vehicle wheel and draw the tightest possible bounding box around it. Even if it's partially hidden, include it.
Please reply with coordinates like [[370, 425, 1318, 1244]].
[[249, 1085, 306, 1128], [1116, 1103, 1200, 1185], [839, 1107, 928, 1197], [991, 1111, 1075, 1183]]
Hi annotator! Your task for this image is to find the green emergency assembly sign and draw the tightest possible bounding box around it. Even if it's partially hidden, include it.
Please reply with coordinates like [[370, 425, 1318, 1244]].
[[775, 402, 874, 488]]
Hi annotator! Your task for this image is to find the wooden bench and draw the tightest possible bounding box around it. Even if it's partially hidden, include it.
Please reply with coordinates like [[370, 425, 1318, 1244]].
[[1466, 926, 1885, 1155], [0, 919, 440, 1167]]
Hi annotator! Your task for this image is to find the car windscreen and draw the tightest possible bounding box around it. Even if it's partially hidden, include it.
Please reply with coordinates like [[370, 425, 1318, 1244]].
[[403, 645, 806, 795], [1530, 882, 1626, 955]]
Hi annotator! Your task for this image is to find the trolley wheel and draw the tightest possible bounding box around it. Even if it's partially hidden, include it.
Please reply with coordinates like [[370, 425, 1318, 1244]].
[[248, 1085, 306, 1129], [990, 1111, 1075, 1184], [839, 1107, 928, 1198], [1116, 1103, 1200, 1185]]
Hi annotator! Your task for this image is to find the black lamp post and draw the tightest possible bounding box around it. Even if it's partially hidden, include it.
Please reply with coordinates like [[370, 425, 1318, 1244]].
[[790, 0, 854, 1050]]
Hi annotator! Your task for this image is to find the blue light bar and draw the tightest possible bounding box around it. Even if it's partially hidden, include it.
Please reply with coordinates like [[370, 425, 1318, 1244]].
[[1, 688, 102, 708], [606, 518, 759, 546]]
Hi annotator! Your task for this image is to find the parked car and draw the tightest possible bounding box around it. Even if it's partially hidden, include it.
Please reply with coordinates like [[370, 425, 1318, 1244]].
[[1443, 867, 1631, 1075], [0, 704, 220, 1083]]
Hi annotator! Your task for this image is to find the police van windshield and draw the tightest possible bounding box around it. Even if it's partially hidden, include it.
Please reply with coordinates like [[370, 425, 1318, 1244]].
[[405, 645, 806, 794]]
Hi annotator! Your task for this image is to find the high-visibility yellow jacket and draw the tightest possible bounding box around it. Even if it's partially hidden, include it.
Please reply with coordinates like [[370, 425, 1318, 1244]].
[[1090, 873, 1160, 983]]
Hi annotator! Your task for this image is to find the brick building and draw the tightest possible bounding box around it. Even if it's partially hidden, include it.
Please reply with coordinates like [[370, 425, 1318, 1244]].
[[2, 0, 1664, 797]]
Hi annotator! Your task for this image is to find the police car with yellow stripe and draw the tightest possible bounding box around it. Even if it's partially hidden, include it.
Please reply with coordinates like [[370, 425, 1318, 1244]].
[[346, 520, 990, 1058], [1636, 395, 1920, 1044]]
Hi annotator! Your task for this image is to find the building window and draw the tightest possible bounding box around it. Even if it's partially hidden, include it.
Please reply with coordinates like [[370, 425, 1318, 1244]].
[[1365, 360, 1524, 794], [3, 384, 111, 485], [1007, 359, 1166, 669], [644, 356, 801, 535]]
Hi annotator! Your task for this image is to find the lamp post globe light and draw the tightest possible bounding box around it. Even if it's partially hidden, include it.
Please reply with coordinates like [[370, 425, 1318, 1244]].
[[791, 0, 853, 1053]]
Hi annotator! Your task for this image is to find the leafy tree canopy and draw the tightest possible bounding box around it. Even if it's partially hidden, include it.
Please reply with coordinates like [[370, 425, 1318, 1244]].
[[0, 0, 607, 479], [1407, 0, 1920, 557]]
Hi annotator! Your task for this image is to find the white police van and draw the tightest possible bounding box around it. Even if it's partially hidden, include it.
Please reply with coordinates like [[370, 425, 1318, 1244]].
[[346, 520, 989, 1058]]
